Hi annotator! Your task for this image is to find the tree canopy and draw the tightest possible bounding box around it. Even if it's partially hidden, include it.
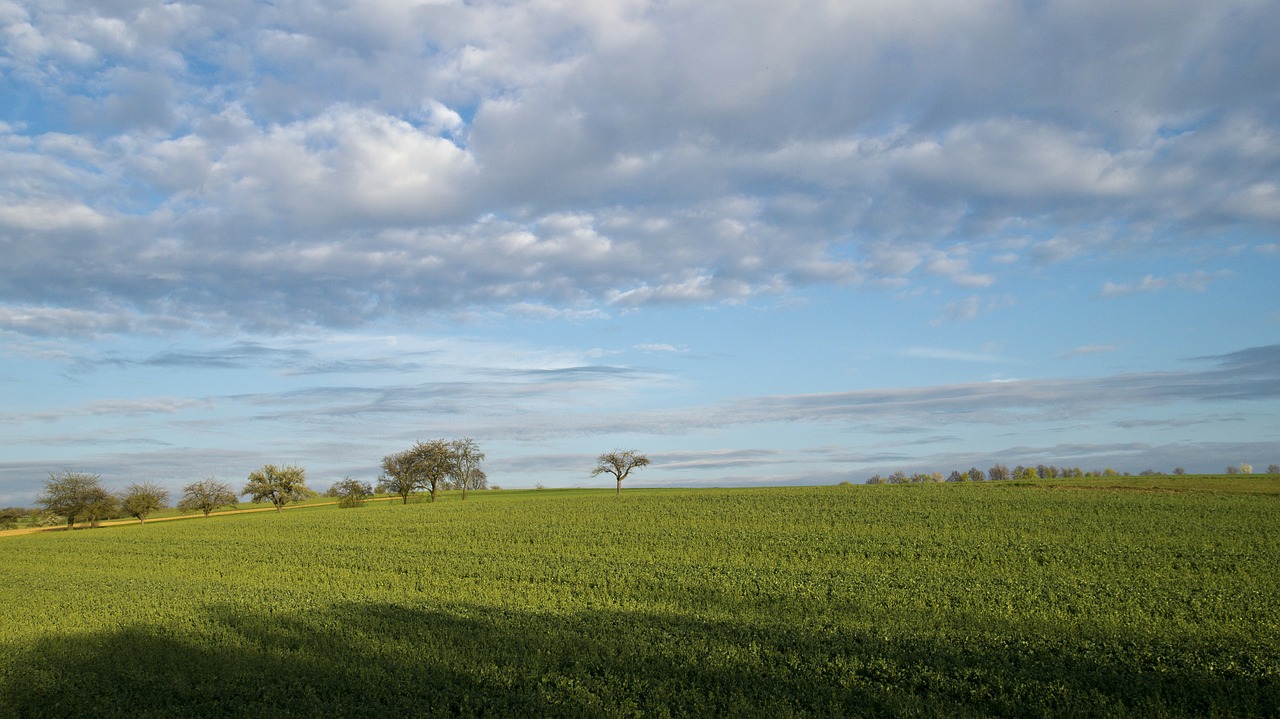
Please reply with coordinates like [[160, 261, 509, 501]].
[[121, 481, 170, 523], [243, 464, 310, 512], [380, 440, 456, 504], [178, 478, 238, 517], [37, 470, 108, 529]]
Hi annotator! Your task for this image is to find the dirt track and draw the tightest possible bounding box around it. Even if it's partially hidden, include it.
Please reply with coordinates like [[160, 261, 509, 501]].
[[0, 495, 400, 538]]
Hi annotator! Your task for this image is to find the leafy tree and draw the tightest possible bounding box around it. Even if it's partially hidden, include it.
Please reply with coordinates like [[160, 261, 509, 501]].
[[380, 440, 453, 504], [592, 450, 651, 495], [448, 438, 487, 500], [37, 470, 107, 529], [1269, 464, 1279, 474], [1173, 467, 1186, 475], [1239, 463, 1253, 475], [947, 470, 966, 482], [178, 478, 238, 517], [331, 477, 373, 508], [120, 481, 170, 524], [968, 467, 985, 482], [0, 507, 27, 530], [887, 471, 908, 484], [988, 464, 1011, 482], [244, 464, 310, 512]]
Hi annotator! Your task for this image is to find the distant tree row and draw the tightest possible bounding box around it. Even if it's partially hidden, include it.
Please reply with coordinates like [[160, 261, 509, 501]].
[[376, 438, 488, 504], [866, 462, 1279, 484], [18, 438, 502, 530]]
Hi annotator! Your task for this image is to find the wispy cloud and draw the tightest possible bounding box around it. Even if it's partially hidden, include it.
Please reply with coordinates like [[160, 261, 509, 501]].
[[1058, 344, 1119, 360], [1100, 270, 1232, 298]]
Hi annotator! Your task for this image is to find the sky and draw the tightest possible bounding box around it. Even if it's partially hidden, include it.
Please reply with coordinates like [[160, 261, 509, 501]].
[[2, 0, 1278, 504]]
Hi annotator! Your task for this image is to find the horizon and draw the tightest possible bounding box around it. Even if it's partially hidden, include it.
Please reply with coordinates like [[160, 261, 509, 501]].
[[2, 1, 1279, 504]]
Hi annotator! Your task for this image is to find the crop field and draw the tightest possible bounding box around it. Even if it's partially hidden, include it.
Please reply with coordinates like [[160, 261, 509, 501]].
[[1, 478, 1277, 717]]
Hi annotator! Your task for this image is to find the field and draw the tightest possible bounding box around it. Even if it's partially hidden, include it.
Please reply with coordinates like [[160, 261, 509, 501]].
[[1, 478, 1277, 717]]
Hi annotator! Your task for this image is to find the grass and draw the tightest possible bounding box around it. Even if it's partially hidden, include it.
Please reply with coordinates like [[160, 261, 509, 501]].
[[0, 477, 1277, 717]]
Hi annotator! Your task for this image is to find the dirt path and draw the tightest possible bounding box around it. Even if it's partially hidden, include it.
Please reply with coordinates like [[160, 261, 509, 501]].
[[0, 495, 399, 538]]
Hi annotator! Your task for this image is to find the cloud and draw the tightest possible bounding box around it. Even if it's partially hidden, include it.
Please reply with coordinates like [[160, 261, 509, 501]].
[[1100, 270, 1233, 297], [0, 1, 1277, 331], [1058, 344, 1120, 360], [902, 347, 1009, 364]]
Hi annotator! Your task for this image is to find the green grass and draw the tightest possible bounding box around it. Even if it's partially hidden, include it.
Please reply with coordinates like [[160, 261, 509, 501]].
[[1, 479, 1277, 717]]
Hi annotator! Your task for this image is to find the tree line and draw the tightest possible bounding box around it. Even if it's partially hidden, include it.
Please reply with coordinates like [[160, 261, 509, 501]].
[[866, 462, 1280, 484], [12, 437, 497, 530]]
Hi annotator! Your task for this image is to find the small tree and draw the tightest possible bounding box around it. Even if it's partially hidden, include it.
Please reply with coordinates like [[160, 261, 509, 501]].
[[121, 481, 170, 524], [37, 470, 106, 529], [968, 467, 986, 482], [179, 478, 238, 517], [988, 464, 1011, 482], [244, 464, 310, 512], [1239, 463, 1253, 475], [592, 450, 651, 495], [331, 477, 373, 508], [449, 438, 487, 500], [1269, 464, 1279, 474]]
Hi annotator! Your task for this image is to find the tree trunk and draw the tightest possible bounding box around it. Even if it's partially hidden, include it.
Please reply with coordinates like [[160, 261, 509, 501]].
[[616, 477, 622, 495]]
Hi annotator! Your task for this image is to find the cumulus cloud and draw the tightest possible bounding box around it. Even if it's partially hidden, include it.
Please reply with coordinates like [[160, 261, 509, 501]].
[[0, 0, 1276, 332]]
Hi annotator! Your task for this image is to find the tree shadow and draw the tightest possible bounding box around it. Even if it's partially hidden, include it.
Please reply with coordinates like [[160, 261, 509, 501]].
[[2, 602, 1275, 718]]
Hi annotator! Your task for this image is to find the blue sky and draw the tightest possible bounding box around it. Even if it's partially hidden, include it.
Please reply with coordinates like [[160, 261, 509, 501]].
[[2, 0, 1278, 504]]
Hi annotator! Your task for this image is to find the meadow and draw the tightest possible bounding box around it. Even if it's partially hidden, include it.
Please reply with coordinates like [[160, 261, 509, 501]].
[[0, 478, 1277, 717]]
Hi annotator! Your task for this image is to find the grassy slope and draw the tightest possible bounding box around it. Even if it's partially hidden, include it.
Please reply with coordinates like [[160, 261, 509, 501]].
[[0, 478, 1277, 717]]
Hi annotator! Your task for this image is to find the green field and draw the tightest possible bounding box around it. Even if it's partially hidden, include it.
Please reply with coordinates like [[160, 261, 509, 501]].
[[1, 478, 1277, 717]]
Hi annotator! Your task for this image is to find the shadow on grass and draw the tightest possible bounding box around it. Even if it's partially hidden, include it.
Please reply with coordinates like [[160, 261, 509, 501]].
[[2, 602, 1275, 718]]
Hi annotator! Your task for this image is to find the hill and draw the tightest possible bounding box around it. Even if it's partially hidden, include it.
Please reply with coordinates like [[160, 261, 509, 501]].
[[1, 479, 1277, 717]]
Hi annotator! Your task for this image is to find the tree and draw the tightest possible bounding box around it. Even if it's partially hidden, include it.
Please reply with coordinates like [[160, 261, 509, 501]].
[[448, 438, 487, 499], [1239, 463, 1253, 475], [968, 467, 985, 482], [988, 464, 1011, 482], [947, 470, 966, 482], [380, 440, 453, 504], [37, 470, 107, 529], [244, 464, 310, 512], [121, 481, 169, 524], [1269, 464, 1279, 475], [178, 478, 238, 517], [331, 477, 373, 508], [592, 450, 651, 495]]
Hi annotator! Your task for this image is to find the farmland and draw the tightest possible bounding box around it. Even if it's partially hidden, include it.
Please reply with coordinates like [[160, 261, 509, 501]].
[[1, 478, 1277, 717]]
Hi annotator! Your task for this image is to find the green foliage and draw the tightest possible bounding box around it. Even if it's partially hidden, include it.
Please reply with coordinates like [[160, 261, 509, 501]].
[[120, 482, 170, 523], [243, 464, 309, 512], [36, 470, 107, 529], [1, 480, 1277, 717], [331, 477, 373, 508]]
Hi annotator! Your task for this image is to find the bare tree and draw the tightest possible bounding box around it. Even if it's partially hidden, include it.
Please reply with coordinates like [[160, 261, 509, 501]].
[[380, 440, 452, 504], [449, 438, 487, 500], [592, 450, 651, 495], [178, 478, 238, 517]]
